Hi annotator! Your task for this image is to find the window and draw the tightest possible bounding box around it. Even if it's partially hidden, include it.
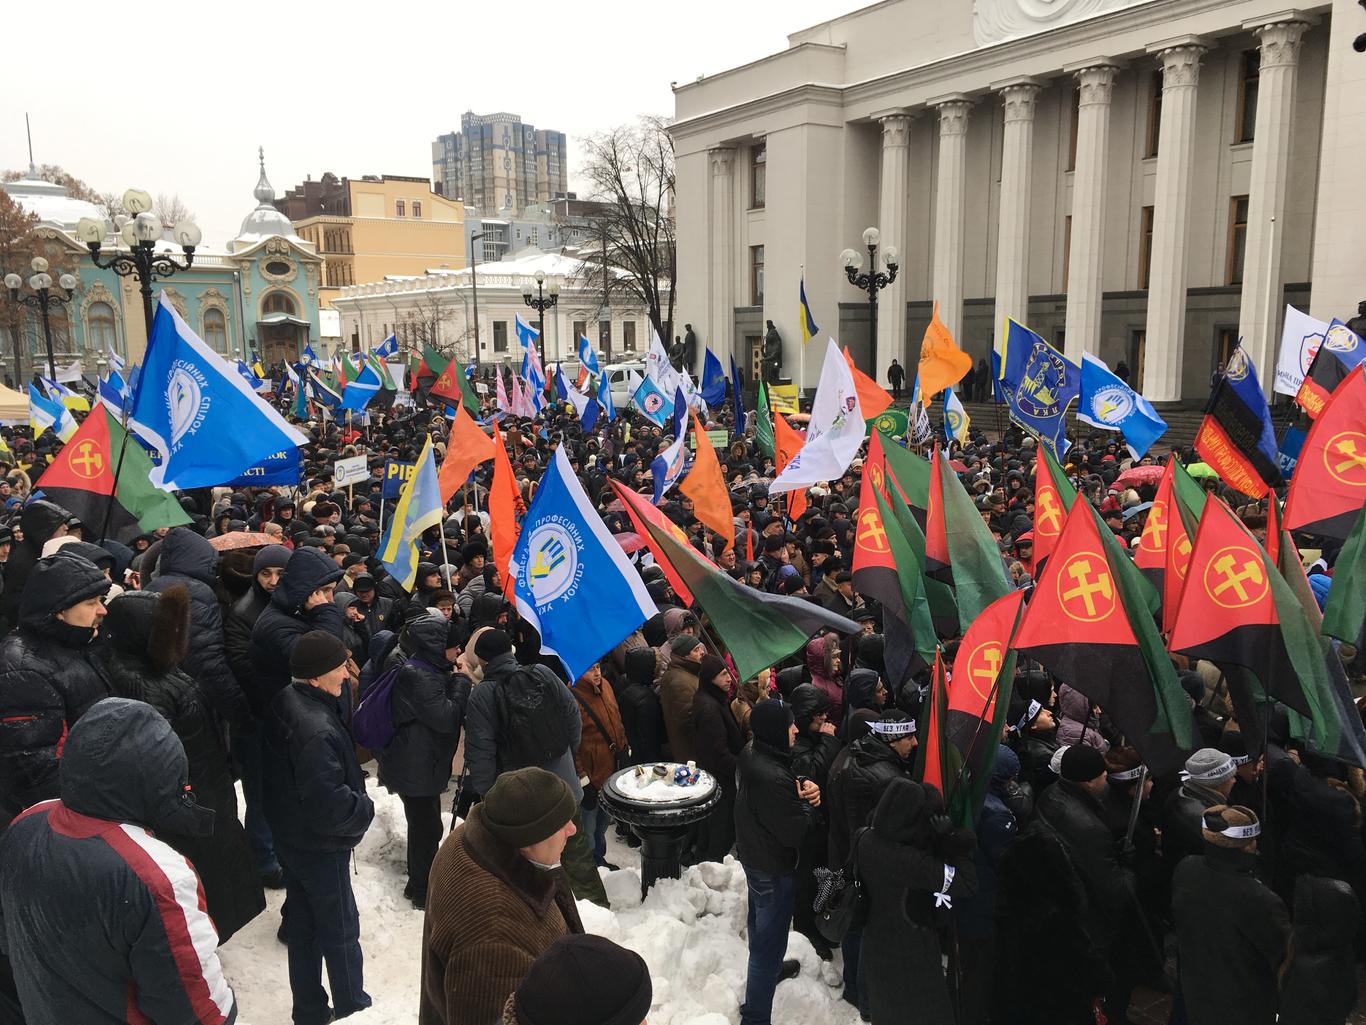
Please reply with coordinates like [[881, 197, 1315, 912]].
[[750, 245, 765, 305], [1144, 72, 1163, 159], [1215, 327, 1239, 372], [263, 292, 296, 317], [573, 320, 587, 345], [1129, 330, 1147, 389], [395, 199, 406, 217], [623, 321, 636, 352], [492, 320, 508, 353], [88, 301, 117, 353], [598, 320, 612, 353], [202, 308, 228, 353], [1227, 195, 1249, 285], [750, 142, 766, 209], [1139, 206, 1155, 289], [1062, 216, 1072, 291], [1067, 88, 1080, 172], [1236, 51, 1260, 144], [412, 201, 422, 219]]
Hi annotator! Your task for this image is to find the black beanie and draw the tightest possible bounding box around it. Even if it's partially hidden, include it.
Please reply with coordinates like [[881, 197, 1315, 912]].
[[290, 630, 350, 679], [481, 767, 576, 848], [253, 544, 291, 575], [512, 934, 652, 1025], [1060, 744, 1107, 783], [751, 699, 793, 750], [698, 653, 729, 687], [473, 629, 514, 661]]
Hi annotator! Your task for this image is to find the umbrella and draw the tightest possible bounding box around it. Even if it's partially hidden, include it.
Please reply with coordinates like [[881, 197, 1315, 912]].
[[1114, 464, 1164, 488], [614, 532, 645, 555], [207, 531, 276, 552], [1185, 462, 1219, 480], [1122, 502, 1153, 521]]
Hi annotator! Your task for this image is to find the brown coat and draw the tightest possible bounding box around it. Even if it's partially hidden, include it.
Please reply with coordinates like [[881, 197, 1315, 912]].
[[419, 806, 584, 1025], [571, 676, 628, 789], [731, 676, 768, 741], [658, 655, 702, 762]]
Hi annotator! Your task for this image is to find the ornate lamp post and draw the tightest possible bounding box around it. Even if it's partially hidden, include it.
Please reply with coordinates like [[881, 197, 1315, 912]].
[[4, 257, 79, 379], [840, 227, 899, 379], [75, 188, 201, 337], [521, 269, 560, 367]]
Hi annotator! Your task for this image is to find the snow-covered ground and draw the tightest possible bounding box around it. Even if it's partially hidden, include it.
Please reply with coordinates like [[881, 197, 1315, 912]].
[[221, 777, 861, 1025]]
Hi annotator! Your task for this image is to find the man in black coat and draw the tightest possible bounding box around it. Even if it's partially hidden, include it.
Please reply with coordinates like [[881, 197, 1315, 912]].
[[248, 547, 346, 719], [1172, 805, 1289, 1025], [788, 683, 844, 957], [1163, 747, 1236, 876], [693, 652, 744, 862], [0, 499, 71, 636], [734, 700, 821, 1025], [264, 631, 375, 1024]]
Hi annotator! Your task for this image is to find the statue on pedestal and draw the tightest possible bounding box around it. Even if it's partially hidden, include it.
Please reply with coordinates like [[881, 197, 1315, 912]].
[[762, 320, 782, 385]]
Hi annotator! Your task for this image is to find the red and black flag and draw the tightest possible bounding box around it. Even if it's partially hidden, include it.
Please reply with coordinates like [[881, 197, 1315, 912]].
[[1013, 498, 1195, 775], [1133, 459, 1206, 633], [1296, 321, 1366, 419], [1285, 364, 1366, 540], [1032, 444, 1076, 571], [1194, 346, 1283, 498], [924, 446, 952, 579]]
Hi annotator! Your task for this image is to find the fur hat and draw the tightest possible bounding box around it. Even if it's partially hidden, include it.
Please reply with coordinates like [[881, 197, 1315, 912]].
[[103, 587, 190, 675], [1201, 804, 1261, 849]]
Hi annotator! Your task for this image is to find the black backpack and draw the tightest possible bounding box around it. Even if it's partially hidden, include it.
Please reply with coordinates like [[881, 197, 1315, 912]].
[[494, 665, 573, 771]]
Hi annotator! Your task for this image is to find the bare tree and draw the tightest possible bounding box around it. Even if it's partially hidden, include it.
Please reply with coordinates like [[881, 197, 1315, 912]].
[[0, 191, 39, 383], [97, 191, 126, 221], [153, 193, 195, 229], [575, 116, 676, 343]]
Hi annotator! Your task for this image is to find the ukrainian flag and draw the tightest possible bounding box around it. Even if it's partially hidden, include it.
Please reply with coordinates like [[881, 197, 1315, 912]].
[[799, 277, 819, 345], [378, 434, 445, 591]]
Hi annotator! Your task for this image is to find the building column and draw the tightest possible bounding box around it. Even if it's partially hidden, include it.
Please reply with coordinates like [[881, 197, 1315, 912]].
[[993, 79, 1042, 354], [1142, 40, 1207, 402], [931, 96, 973, 342], [1237, 17, 1309, 388], [1063, 62, 1118, 365], [876, 113, 912, 383], [708, 145, 735, 363]]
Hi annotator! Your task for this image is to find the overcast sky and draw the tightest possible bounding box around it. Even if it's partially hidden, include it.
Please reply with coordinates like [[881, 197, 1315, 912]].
[[2, 0, 852, 246]]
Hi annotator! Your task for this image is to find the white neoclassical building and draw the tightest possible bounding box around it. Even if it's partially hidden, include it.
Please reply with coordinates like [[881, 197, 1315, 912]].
[[671, 0, 1366, 403]]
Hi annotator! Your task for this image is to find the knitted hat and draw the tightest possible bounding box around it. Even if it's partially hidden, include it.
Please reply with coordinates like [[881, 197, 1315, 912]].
[[1059, 744, 1107, 783], [1201, 804, 1261, 849], [481, 767, 576, 848], [290, 630, 350, 679], [473, 629, 514, 661], [669, 633, 704, 659], [510, 934, 652, 1025], [253, 544, 291, 575], [750, 699, 793, 750], [1182, 748, 1235, 785], [698, 653, 729, 687]]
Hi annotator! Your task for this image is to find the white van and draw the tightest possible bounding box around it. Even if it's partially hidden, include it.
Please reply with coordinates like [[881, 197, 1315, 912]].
[[603, 361, 647, 409]]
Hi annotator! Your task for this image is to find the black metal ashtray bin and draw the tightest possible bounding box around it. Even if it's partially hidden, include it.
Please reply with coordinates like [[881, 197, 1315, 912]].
[[599, 762, 721, 898]]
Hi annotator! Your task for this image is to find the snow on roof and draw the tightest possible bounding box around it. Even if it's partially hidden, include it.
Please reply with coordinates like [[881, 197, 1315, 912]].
[[3, 175, 103, 231]]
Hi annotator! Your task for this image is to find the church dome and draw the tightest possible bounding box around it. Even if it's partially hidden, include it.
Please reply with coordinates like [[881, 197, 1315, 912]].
[[237, 147, 296, 240]]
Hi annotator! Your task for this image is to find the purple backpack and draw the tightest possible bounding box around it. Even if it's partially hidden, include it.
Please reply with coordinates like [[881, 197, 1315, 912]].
[[351, 661, 404, 749]]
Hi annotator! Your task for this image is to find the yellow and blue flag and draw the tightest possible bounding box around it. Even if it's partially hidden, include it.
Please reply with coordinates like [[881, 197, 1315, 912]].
[[943, 387, 970, 445], [799, 277, 819, 345], [29, 383, 76, 442], [378, 434, 445, 591], [999, 319, 1079, 458]]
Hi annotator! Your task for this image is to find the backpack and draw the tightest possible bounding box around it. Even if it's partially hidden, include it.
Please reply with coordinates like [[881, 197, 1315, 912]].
[[351, 660, 404, 750], [494, 665, 573, 771]]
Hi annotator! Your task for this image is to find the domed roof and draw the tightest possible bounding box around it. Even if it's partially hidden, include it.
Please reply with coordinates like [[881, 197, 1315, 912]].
[[2, 167, 104, 232], [236, 147, 296, 241]]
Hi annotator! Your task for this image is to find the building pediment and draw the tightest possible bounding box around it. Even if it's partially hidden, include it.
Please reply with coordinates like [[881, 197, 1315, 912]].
[[230, 234, 323, 266], [974, 0, 1152, 46]]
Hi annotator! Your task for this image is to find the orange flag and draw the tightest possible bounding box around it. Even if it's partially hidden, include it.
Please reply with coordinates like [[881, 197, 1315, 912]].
[[773, 412, 808, 521], [842, 347, 893, 419], [437, 403, 495, 504], [680, 411, 735, 552], [917, 302, 972, 403], [488, 420, 524, 601]]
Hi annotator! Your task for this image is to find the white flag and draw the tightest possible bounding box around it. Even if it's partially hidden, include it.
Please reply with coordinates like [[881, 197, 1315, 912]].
[[769, 338, 865, 494], [55, 359, 84, 384], [1275, 304, 1330, 396]]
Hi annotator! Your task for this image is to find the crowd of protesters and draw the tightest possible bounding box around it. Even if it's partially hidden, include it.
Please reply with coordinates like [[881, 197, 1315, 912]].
[[0, 369, 1360, 1025]]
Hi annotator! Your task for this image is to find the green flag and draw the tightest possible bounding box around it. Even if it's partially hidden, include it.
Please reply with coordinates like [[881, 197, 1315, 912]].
[[422, 343, 451, 376], [879, 431, 931, 509], [935, 450, 1011, 626], [1323, 502, 1366, 645], [754, 378, 775, 459], [875, 484, 939, 660]]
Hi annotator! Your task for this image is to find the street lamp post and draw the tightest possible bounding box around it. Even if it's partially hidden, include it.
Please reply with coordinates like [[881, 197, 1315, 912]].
[[75, 188, 201, 338], [469, 232, 486, 372], [521, 270, 560, 368], [840, 227, 899, 380], [4, 257, 79, 380]]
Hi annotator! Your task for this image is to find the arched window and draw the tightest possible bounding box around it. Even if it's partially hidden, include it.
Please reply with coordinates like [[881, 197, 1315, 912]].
[[203, 308, 227, 353], [88, 302, 118, 353], [263, 292, 296, 317]]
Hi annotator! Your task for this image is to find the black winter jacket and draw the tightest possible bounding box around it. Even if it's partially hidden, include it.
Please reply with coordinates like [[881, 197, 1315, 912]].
[[247, 548, 344, 718], [1033, 779, 1134, 948], [146, 529, 247, 729], [828, 733, 914, 867], [224, 581, 269, 694], [692, 682, 743, 790], [0, 698, 237, 1024], [376, 616, 468, 797], [1162, 779, 1227, 873], [734, 738, 816, 874], [0, 555, 111, 819], [1171, 846, 1290, 1025], [1279, 875, 1360, 1025], [263, 682, 374, 852], [789, 684, 843, 790], [616, 648, 664, 764], [0, 499, 70, 634]]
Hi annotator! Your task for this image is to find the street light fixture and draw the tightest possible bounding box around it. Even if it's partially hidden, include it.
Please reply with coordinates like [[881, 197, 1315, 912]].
[[77, 186, 200, 337], [469, 231, 486, 372], [841, 226, 899, 379], [5, 257, 79, 380], [521, 268, 558, 367]]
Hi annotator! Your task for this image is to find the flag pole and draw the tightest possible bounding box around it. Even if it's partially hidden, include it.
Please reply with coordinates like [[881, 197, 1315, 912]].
[[99, 330, 151, 543]]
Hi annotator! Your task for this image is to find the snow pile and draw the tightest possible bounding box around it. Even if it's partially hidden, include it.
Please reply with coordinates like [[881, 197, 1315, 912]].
[[223, 778, 857, 1025]]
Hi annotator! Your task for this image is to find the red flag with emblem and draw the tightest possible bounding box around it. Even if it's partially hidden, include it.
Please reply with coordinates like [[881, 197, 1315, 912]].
[[924, 444, 950, 577], [852, 431, 919, 686], [1161, 499, 1197, 637], [1284, 364, 1366, 541], [610, 478, 696, 604], [1014, 498, 1195, 774], [1032, 444, 1075, 571]]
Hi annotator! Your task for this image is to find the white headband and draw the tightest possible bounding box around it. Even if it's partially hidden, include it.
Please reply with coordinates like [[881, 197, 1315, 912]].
[[1180, 754, 1235, 783], [1218, 822, 1261, 840], [1108, 765, 1145, 782], [1010, 699, 1042, 733], [869, 718, 917, 738], [1228, 753, 1251, 766]]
